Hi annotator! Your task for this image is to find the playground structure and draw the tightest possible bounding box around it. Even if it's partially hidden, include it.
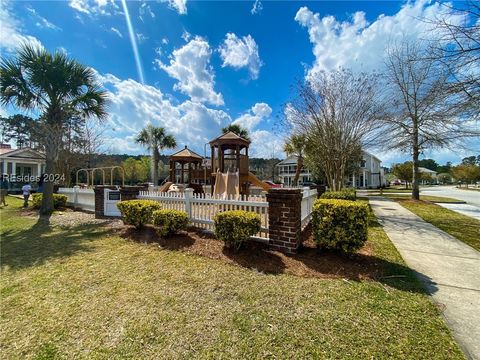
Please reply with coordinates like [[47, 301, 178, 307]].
[[164, 131, 271, 196], [75, 166, 125, 187]]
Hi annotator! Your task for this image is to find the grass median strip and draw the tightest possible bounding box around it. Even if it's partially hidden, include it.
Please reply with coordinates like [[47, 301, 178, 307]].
[[393, 198, 480, 252], [0, 196, 463, 359], [383, 194, 464, 203]]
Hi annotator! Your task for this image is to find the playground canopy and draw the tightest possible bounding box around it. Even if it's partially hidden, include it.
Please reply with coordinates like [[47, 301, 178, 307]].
[[169, 146, 203, 184]]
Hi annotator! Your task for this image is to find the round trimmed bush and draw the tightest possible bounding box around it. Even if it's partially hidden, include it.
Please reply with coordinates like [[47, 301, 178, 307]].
[[214, 210, 261, 250], [152, 209, 189, 237], [116, 199, 162, 229], [31, 193, 67, 209], [312, 198, 368, 254]]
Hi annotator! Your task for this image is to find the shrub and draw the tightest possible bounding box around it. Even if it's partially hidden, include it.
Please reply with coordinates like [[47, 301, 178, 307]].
[[116, 200, 162, 229], [320, 188, 356, 201], [31, 193, 67, 209], [312, 199, 368, 254], [152, 209, 189, 237], [214, 210, 261, 250]]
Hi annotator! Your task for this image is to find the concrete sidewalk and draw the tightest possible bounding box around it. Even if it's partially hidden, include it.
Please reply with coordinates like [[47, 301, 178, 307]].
[[369, 197, 480, 360]]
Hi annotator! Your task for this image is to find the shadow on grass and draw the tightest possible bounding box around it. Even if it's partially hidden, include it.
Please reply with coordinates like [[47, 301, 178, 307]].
[[119, 224, 431, 294], [1, 215, 109, 271]]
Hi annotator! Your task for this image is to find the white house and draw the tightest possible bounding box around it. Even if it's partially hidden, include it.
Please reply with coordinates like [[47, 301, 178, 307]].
[[0, 144, 46, 190], [276, 155, 313, 187], [276, 152, 385, 188]]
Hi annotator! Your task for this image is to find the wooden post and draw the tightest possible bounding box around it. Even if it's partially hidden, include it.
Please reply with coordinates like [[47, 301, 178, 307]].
[[181, 162, 185, 184], [236, 145, 240, 171]]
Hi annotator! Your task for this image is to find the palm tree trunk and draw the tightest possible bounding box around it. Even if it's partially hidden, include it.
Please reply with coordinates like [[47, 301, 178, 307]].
[[293, 157, 303, 186], [152, 148, 160, 186]]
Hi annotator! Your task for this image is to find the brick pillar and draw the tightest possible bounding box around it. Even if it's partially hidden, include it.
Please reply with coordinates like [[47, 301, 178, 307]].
[[93, 185, 117, 218], [266, 188, 302, 254], [119, 185, 147, 201]]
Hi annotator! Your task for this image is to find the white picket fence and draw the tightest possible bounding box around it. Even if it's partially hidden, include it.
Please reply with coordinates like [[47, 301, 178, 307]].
[[301, 187, 318, 229], [138, 190, 269, 238], [58, 187, 95, 212]]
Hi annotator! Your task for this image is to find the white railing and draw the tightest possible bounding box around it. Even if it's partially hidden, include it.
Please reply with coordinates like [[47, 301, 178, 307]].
[[138, 190, 269, 239], [58, 187, 95, 212], [301, 187, 318, 229]]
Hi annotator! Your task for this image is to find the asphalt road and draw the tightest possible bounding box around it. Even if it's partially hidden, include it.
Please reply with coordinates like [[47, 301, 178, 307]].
[[421, 186, 480, 220], [421, 186, 480, 207]]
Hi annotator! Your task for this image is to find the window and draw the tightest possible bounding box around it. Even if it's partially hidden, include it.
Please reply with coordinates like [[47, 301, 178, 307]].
[[361, 160, 366, 168]]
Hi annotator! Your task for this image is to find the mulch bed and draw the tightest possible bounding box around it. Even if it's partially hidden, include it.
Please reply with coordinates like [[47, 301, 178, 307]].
[[114, 223, 384, 281]]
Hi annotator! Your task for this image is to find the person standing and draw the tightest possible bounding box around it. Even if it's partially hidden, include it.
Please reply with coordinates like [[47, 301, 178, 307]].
[[21, 182, 32, 208], [0, 175, 9, 206]]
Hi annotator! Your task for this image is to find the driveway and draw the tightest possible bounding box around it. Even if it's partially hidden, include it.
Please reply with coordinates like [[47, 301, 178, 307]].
[[421, 186, 480, 220]]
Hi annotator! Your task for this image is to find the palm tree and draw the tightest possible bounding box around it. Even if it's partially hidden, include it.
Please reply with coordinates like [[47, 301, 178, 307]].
[[135, 125, 176, 186], [0, 44, 108, 214], [284, 134, 307, 186], [222, 124, 250, 140]]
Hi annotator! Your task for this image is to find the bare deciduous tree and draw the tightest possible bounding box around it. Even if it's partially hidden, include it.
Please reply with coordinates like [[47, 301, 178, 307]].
[[430, 1, 479, 107], [382, 41, 479, 200], [285, 69, 384, 190]]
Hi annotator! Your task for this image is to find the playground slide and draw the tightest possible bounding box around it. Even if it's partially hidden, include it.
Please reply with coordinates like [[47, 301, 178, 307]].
[[159, 181, 172, 192], [213, 170, 239, 198], [248, 172, 272, 191]]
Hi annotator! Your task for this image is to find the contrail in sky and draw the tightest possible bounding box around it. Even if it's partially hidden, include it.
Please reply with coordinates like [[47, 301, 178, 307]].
[[120, 0, 145, 84]]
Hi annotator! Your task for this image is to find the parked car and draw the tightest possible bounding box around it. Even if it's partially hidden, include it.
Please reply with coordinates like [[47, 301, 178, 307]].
[[263, 180, 281, 188], [300, 181, 317, 187]]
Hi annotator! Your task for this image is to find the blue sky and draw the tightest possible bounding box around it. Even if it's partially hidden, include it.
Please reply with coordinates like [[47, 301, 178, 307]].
[[0, 0, 478, 166]]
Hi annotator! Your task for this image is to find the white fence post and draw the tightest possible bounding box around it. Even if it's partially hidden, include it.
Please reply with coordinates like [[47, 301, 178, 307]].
[[73, 185, 79, 209], [184, 188, 194, 220]]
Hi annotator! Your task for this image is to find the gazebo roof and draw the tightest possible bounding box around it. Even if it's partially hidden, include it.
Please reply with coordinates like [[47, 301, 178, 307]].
[[209, 131, 250, 147], [170, 146, 203, 161]]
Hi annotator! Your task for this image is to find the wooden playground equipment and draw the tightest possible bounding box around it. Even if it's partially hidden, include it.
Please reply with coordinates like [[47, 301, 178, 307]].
[[75, 166, 125, 187], [165, 131, 271, 196]]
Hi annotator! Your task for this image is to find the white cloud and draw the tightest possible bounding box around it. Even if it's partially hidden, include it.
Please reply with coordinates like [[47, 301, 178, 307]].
[[136, 32, 148, 43], [249, 130, 284, 158], [156, 37, 224, 106], [110, 27, 123, 38], [99, 73, 230, 154], [251, 0, 263, 15], [26, 6, 61, 31], [164, 0, 187, 15], [219, 33, 262, 79], [233, 102, 272, 132], [162, 38, 169, 45], [0, 1, 42, 52], [139, 1, 155, 21], [181, 30, 191, 42], [294, 1, 461, 76], [68, 0, 119, 16]]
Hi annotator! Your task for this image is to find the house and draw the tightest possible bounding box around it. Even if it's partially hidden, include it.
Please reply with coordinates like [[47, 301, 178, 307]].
[[0, 144, 46, 191], [418, 167, 438, 184], [348, 152, 386, 188], [276, 151, 385, 188], [276, 155, 313, 187]]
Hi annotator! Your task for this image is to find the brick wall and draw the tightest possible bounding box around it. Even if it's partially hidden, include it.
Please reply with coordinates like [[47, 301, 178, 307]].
[[266, 188, 303, 254], [93, 185, 117, 218], [119, 185, 147, 201]]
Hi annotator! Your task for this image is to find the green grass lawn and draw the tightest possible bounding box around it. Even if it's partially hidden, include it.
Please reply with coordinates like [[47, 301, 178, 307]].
[[394, 199, 480, 252], [383, 194, 464, 203], [0, 196, 464, 359]]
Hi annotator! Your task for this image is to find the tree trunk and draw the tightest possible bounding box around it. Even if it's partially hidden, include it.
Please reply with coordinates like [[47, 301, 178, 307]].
[[293, 157, 303, 186], [412, 125, 420, 200], [40, 155, 55, 215], [152, 148, 159, 186]]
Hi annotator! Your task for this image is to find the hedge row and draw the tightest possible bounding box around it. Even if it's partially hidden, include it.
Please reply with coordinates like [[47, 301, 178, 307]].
[[320, 188, 356, 201], [32, 193, 67, 209], [116, 200, 188, 237], [312, 198, 368, 255]]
